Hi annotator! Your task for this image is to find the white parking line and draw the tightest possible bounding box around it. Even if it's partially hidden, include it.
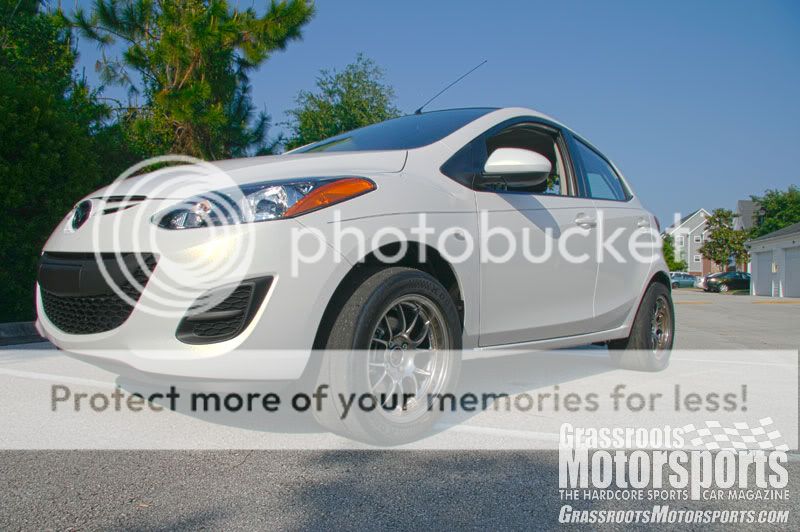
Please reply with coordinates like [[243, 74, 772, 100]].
[[670, 358, 797, 367], [435, 423, 560, 442], [435, 424, 800, 456], [0, 368, 113, 389]]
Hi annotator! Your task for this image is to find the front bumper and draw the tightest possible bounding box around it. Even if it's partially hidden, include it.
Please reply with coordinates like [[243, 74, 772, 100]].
[[36, 201, 353, 380]]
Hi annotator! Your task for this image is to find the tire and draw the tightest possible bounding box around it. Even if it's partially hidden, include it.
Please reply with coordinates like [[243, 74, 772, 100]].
[[608, 282, 674, 371], [719, 284, 729, 293], [313, 267, 462, 445], [671, 282, 679, 289]]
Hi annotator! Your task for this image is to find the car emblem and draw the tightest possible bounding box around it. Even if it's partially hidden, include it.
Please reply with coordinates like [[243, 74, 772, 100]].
[[71, 200, 92, 230]]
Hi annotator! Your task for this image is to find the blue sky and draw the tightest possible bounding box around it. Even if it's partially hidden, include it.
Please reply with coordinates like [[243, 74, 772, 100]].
[[71, 0, 800, 225]]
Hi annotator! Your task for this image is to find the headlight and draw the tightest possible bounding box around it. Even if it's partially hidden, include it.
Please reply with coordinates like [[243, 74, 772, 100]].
[[154, 177, 375, 230]]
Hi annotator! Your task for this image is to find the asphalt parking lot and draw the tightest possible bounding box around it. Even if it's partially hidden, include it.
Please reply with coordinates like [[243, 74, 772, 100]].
[[1, 289, 798, 530], [671, 289, 800, 349]]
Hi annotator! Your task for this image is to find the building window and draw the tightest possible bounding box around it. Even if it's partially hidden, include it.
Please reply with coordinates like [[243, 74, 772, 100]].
[[693, 255, 701, 263], [694, 235, 702, 243]]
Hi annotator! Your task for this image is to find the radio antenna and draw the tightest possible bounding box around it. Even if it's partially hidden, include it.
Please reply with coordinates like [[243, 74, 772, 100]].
[[414, 60, 487, 115]]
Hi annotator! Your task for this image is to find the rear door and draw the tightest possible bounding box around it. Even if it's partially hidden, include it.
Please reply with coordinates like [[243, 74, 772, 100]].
[[570, 136, 654, 332]]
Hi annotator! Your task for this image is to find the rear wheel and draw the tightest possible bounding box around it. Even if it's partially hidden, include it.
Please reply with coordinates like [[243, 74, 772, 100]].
[[608, 282, 674, 371], [313, 267, 462, 444]]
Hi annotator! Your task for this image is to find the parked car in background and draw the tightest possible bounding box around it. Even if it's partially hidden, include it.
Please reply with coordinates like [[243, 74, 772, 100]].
[[669, 272, 697, 288], [696, 272, 722, 290], [706, 271, 751, 293]]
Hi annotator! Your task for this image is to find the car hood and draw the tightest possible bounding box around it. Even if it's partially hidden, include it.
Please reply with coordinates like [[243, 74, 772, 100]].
[[88, 150, 408, 199]]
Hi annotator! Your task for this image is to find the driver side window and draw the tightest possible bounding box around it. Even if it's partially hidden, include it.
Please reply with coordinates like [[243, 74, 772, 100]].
[[482, 125, 569, 196]]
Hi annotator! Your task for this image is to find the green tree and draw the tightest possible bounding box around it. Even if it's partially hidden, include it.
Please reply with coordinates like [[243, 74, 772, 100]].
[[661, 234, 687, 272], [750, 185, 800, 238], [699, 209, 749, 270], [72, 0, 314, 159], [0, 0, 129, 321], [284, 54, 400, 150]]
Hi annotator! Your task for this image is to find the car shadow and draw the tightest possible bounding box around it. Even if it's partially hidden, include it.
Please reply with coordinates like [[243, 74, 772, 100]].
[[490, 192, 563, 238]]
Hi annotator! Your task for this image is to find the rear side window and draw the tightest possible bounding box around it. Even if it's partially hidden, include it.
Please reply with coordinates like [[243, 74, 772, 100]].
[[574, 139, 629, 201]]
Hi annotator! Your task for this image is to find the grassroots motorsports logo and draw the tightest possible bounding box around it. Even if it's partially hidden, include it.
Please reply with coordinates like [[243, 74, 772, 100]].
[[557, 422, 790, 525]]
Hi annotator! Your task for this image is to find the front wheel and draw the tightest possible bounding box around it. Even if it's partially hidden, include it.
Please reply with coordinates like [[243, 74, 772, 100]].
[[313, 267, 462, 445], [719, 284, 729, 293], [608, 282, 674, 371]]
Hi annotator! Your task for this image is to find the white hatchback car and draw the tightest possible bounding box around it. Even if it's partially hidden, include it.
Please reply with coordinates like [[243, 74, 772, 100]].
[[36, 107, 674, 441]]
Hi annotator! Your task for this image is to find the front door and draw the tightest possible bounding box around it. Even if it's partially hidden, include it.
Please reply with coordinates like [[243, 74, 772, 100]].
[[476, 123, 598, 346], [477, 194, 599, 345]]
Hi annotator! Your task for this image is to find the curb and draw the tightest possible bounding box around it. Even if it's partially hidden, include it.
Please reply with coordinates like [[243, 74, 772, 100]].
[[0, 321, 44, 346]]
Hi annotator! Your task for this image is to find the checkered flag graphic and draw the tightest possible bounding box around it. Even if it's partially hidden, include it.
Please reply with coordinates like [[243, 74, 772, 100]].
[[682, 418, 789, 452]]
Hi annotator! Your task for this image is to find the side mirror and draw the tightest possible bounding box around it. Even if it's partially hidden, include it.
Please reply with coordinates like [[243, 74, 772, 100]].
[[482, 148, 552, 187]]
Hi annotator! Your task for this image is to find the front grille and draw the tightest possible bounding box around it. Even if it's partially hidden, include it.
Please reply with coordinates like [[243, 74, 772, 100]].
[[176, 278, 272, 345], [99, 195, 147, 214], [39, 253, 157, 335]]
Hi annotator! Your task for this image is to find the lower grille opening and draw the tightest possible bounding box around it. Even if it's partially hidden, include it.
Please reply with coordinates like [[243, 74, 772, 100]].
[[39, 253, 157, 335], [176, 277, 272, 345]]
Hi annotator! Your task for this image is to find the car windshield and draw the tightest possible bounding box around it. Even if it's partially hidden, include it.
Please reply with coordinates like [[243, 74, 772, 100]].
[[292, 108, 495, 153]]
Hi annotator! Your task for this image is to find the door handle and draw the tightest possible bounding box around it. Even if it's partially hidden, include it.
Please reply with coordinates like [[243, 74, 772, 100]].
[[574, 214, 597, 228]]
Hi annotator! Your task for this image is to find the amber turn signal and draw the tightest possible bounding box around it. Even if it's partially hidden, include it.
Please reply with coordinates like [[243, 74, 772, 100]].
[[284, 177, 376, 218]]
